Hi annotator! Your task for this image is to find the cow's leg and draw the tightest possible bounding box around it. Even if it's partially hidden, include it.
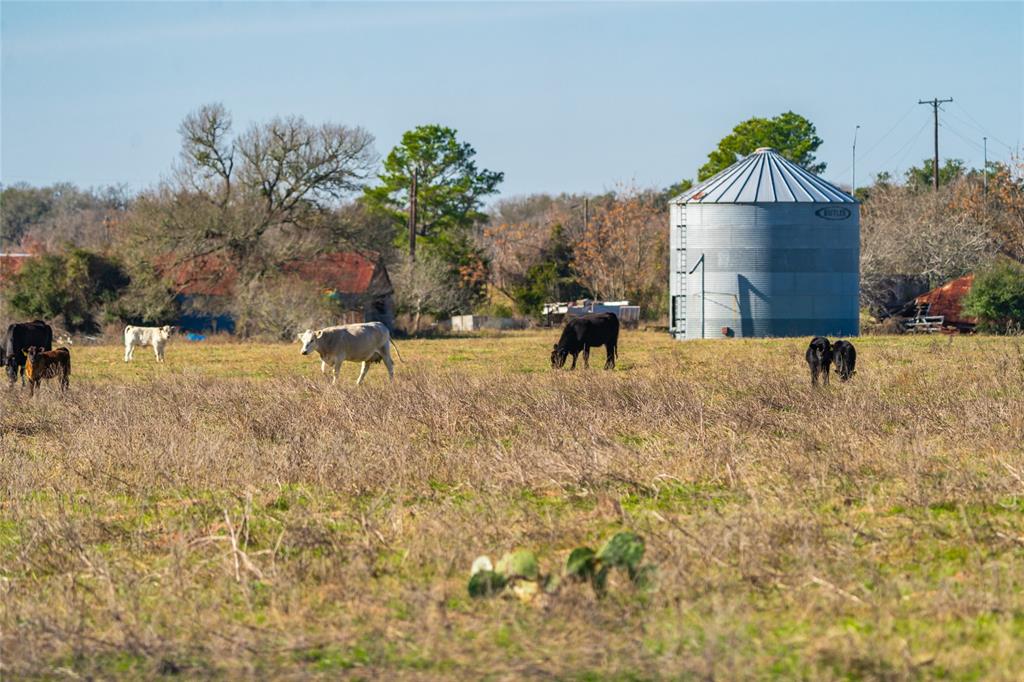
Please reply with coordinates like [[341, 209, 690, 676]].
[[332, 361, 342, 385], [124, 343, 132, 362], [569, 353, 578, 370], [823, 364, 830, 386], [381, 346, 395, 381], [320, 360, 328, 375], [810, 365, 819, 387], [153, 343, 161, 362], [356, 361, 370, 385], [605, 343, 615, 370], [583, 346, 590, 369]]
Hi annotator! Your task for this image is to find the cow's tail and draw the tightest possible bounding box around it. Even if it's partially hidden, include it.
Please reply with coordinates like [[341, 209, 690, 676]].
[[389, 338, 405, 363]]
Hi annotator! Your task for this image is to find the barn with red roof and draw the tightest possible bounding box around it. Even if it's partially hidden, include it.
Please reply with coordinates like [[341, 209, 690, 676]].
[[167, 251, 394, 332]]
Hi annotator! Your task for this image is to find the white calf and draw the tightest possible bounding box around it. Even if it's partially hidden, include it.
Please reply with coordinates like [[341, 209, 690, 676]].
[[124, 325, 172, 363]]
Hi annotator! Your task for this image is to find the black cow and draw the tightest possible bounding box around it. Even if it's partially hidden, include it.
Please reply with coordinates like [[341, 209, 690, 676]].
[[551, 312, 619, 370], [4, 320, 53, 386], [832, 340, 857, 382], [805, 336, 833, 386]]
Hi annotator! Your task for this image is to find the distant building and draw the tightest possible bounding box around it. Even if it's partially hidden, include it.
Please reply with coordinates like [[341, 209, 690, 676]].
[[167, 251, 395, 332], [0, 252, 33, 286], [901, 274, 976, 333], [542, 300, 641, 328]]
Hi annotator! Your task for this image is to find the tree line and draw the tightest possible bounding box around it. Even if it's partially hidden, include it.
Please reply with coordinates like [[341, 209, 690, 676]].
[[2, 106, 1023, 335]]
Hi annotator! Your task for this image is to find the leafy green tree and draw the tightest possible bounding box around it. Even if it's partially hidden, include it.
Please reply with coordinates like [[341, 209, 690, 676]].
[[9, 249, 130, 332], [364, 125, 503, 312], [8, 255, 66, 322], [663, 179, 694, 202], [962, 260, 1024, 334], [364, 124, 503, 246], [699, 112, 824, 181], [904, 158, 966, 192], [510, 223, 588, 316], [112, 261, 181, 326]]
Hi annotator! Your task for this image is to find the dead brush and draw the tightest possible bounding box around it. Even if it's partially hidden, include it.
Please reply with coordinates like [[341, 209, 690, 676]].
[[1, 332, 1024, 678]]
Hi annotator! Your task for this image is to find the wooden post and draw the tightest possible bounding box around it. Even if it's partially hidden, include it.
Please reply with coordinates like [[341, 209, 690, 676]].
[[408, 169, 418, 261]]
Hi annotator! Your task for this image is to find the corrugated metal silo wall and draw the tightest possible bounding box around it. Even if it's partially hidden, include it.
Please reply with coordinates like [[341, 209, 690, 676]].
[[678, 203, 859, 339]]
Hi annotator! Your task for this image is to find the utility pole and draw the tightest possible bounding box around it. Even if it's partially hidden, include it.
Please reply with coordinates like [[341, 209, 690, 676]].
[[983, 137, 988, 195], [918, 97, 953, 191], [852, 125, 860, 197], [407, 168, 418, 261]]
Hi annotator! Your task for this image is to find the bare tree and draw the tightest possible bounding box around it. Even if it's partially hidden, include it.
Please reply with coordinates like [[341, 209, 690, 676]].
[[390, 252, 464, 334], [129, 103, 378, 284], [860, 180, 1000, 312], [230, 274, 336, 341], [570, 184, 666, 313]]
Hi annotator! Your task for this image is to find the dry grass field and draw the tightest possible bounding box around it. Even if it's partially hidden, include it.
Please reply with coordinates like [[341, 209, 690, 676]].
[[2, 330, 1024, 679]]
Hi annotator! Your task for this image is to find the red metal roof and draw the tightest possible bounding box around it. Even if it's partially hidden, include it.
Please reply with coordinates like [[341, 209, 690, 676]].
[[282, 252, 378, 295], [165, 254, 237, 297], [167, 252, 384, 297], [914, 274, 976, 327], [0, 253, 33, 284]]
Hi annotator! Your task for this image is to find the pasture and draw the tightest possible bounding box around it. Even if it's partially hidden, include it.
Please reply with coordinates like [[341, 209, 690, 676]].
[[2, 331, 1023, 679]]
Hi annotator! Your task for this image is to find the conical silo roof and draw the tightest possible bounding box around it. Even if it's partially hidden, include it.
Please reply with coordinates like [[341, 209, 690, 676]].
[[673, 148, 855, 204]]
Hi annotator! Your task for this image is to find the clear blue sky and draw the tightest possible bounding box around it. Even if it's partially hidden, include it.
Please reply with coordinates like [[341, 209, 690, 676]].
[[2, 1, 1021, 200]]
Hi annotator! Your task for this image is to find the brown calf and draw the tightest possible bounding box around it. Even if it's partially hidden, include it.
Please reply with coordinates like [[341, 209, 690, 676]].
[[25, 346, 71, 397]]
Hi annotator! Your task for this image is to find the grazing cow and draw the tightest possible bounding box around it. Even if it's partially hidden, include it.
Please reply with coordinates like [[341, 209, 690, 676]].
[[832, 340, 857, 382], [805, 336, 833, 386], [297, 322, 400, 385], [4, 320, 52, 386], [124, 325, 172, 363], [551, 312, 619, 370], [24, 346, 71, 397]]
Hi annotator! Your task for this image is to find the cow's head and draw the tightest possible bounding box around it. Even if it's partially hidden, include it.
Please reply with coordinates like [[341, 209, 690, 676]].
[[24, 346, 42, 366], [298, 329, 321, 355], [160, 325, 172, 340], [551, 343, 569, 369], [809, 336, 831, 357]]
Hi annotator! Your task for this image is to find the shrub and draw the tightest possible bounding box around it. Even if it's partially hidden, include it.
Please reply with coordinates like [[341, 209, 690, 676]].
[[8, 249, 129, 332], [962, 260, 1024, 334]]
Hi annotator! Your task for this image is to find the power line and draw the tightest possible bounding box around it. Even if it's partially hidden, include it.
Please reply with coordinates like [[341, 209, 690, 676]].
[[876, 119, 930, 174], [833, 103, 918, 179], [940, 120, 985, 154], [952, 101, 1016, 151], [942, 107, 1012, 154], [858, 103, 918, 161]]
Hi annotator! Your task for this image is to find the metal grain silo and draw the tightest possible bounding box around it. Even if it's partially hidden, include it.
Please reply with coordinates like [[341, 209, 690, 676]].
[[668, 148, 859, 339]]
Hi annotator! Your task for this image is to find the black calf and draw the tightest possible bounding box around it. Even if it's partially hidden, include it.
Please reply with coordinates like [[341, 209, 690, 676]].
[[832, 340, 857, 381], [805, 336, 833, 386]]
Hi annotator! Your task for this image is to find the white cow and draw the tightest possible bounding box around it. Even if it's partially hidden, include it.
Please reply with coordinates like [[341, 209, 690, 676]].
[[124, 325, 172, 363], [297, 322, 399, 385]]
